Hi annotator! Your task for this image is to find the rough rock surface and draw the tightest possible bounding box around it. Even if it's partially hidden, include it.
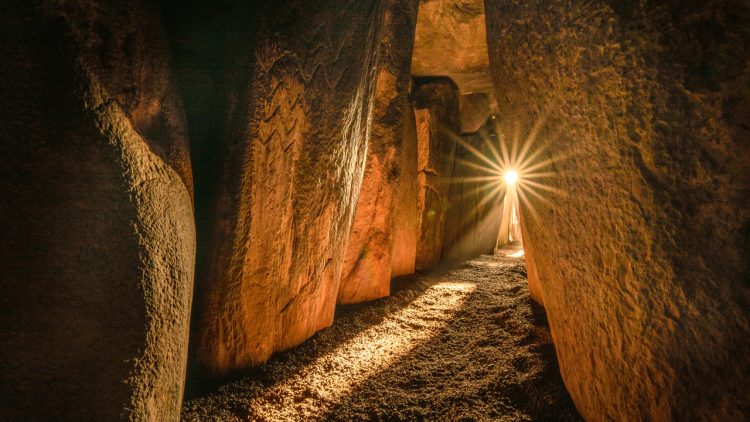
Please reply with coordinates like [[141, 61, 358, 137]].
[[442, 124, 504, 263], [190, 0, 385, 378], [412, 0, 491, 95], [519, 213, 544, 307], [486, 1, 750, 419], [0, 1, 194, 420], [390, 101, 420, 278], [338, 0, 419, 305], [182, 250, 580, 421], [412, 0, 496, 133], [413, 80, 460, 270], [458, 92, 493, 134]]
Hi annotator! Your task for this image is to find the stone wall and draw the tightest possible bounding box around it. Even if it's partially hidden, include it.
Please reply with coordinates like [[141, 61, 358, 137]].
[[413, 79, 460, 270], [337, 0, 419, 305], [0, 1, 195, 419], [486, 0, 750, 419], [188, 0, 385, 378], [518, 211, 544, 306], [442, 124, 504, 263], [391, 100, 420, 278]]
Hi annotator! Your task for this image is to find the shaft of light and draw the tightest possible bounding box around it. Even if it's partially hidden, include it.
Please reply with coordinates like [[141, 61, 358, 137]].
[[504, 170, 519, 185]]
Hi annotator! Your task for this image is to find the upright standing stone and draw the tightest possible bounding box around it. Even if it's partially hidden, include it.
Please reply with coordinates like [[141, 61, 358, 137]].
[[0, 1, 195, 420], [413, 80, 460, 270], [338, 0, 420, 305], [391, 101, 420, 277], [191, 0, 384, 377], [486, 0, 750, 419]]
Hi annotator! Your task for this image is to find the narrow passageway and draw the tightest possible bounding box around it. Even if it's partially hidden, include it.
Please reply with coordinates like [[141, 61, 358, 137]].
[[183, 248, 580, 421]]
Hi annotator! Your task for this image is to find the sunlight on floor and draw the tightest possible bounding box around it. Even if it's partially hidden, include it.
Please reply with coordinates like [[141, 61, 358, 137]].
[[246, 281, 477, 419]]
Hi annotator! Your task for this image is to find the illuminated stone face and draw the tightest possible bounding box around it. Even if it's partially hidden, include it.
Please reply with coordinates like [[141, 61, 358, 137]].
[[2, 0, 748, 420], [411, 0, 496, 133], [338, 1, 420, 305], [191, 0, 386, 378], [486, 1, 750, 420], [411, 0, 490, 94]]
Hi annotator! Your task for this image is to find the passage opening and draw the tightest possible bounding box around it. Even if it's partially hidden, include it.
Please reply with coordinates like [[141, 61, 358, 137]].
[[496, 173, 523, 249]]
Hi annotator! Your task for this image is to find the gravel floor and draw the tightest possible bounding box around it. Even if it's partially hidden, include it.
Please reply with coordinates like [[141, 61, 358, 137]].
[[182, 249, 581, 421]]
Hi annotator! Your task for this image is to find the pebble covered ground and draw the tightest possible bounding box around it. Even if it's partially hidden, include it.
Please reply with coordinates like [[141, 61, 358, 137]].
[[183, 249, 581, 421]]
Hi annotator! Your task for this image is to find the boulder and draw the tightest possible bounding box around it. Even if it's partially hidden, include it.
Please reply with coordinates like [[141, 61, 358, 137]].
[[412, 0, 496, 134], [412, 0, 492, 94], [458, 93, 492, 134]]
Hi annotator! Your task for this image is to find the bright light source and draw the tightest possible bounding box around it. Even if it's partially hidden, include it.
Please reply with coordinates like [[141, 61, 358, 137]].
[[504, 170, 519, 185]]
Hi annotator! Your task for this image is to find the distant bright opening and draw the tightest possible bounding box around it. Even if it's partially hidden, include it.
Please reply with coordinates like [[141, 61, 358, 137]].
[[503, 170, 518, 185]]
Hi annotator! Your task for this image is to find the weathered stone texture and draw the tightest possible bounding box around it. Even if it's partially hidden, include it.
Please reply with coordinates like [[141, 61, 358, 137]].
[[413, 80, 460, 270], [412, 0, 491, 95], [458, 92, 492, 134], [191, 0, 384, 377], [0, 1, 194, 420], [518, 211, 544, 307], [338, 0, 419, 305], [496, 186, 521, 248], [391, 102, 420, 277], [412, 0, 496, 134], [486, 0, 750, 419]]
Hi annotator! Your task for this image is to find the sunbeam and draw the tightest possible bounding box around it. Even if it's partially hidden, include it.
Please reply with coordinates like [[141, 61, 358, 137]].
[[446, 175, 506, 184], [455, 180, 503, 207], [453, 157, 503, 176], [445, 129, 504, 173], [449, 114, 566, 227], [504, 170, 519, 185]]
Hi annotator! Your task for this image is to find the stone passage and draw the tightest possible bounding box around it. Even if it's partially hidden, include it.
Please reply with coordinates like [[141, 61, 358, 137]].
[[182, 248, 580, 421]]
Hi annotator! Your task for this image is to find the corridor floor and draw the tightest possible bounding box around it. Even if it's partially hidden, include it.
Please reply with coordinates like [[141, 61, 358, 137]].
[[182, 249, 581, 421]]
